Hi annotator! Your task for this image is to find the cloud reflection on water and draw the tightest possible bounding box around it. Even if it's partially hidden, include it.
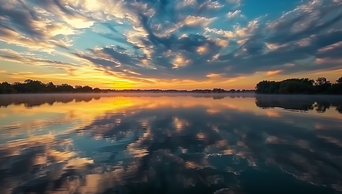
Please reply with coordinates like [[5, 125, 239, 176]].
[[0, 94, 342, 194]]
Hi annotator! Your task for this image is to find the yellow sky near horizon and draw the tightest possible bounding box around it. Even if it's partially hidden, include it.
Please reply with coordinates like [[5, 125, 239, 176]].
[[1, 60, 342, 90]]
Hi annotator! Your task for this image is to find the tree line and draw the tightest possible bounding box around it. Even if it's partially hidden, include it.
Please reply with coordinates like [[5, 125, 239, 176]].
[[0, 79, 256, 94], [256, 77, 342, 94], [0, 79, 104, 94]]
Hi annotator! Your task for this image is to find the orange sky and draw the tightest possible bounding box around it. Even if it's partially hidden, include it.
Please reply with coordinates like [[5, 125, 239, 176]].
[[1, 60, 341, 90]]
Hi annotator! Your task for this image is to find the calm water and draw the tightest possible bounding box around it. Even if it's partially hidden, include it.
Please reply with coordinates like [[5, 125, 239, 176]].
[[0, 94, 342, 194]]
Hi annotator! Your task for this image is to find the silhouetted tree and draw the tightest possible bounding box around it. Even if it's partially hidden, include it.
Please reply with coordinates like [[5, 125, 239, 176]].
[[337, 77, 342, 84], [21, 79, 46, 93], [337, 105, 342, 114], [0, 80, 117, 94], [74, 85, 92, 93], [331, 77, 342, 94], [255, 81, 281, 94], [255, 77, 341, 95], [46, 82, 56, 92], [56, 84, 75, 93], [212, 88, 226, 93], [0, 82, 16, 94], [315, 77, 327, 86], [82, 86, 93, 92], [279, 80, 302, 94], [75, 85, 83, 92], [93, 88, 101, 93], [313, 77, 331, 94]]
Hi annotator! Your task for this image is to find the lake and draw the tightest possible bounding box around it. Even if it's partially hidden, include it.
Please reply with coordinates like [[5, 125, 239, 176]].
[[0, 93, 342, 194]]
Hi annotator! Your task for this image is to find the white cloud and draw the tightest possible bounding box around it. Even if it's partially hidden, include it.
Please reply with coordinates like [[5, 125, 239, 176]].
[[205, 19, 258, 39], [205, 28, 235, 38], [184, 16, 216, 27], [227, 10, 242, 19], [206, 1, 224, 9], [173, 55, 191, 69], [206, 73, 224, 78]]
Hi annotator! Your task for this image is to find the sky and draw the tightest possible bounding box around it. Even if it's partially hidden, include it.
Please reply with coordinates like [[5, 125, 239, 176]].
[[0, 0, 342, 90]]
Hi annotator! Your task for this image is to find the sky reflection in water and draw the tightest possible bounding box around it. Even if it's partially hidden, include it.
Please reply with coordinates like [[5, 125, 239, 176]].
[[0, 94, 342, 194]]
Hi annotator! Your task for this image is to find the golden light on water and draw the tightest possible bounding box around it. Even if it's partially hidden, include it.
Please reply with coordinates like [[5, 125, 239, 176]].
[[1, 94, 342, 193]]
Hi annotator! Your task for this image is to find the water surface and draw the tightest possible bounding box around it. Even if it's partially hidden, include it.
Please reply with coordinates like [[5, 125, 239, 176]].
[[0, 94, 342, 194]]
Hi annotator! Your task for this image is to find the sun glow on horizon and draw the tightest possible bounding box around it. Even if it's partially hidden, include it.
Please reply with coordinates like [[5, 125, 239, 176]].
[[0, 0, 341, 90]]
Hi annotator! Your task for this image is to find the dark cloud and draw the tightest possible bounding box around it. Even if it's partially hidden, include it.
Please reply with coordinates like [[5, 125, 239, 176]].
[[30, 0, 83, 17], [119, 0, 342, 79], [267, 14, 342, 45], [0, 3, 41, 37], [1, 0, 342, 82], [204, 0, 342, 77], [100, 47, 138, 66], [75, 53, 119, 67], [98, 0, 342, 80]]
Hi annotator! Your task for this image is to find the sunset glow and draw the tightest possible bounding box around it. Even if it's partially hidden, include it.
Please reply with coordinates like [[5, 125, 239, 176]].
[[0, 0, 342, 89]]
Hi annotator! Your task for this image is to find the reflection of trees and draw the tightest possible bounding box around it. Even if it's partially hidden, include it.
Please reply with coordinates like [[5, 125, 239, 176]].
[[255, 95, 342, 114], [213, 96, 225, 100], [314, 100, 331, 113], [255, 95, 315, 111], [0, 94, 101, 108]]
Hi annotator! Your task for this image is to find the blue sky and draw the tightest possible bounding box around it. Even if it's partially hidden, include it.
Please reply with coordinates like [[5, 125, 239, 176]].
[[0, 0, 342, 89]]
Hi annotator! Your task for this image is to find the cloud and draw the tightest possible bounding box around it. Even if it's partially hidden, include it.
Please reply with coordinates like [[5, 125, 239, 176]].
[[0, 49, 77, 68], [266, 0, 342, 45], [1, 0, 342, 87], [214, 0, 342, 77], [227, 10, 242, 19], [206, 73, 225, 78], [266, 70, 282, 76], [0, 0, 96, 52], [172, 55, 191, 69], [184, 16, 216, 27], [318, 41, 342, 52], [0, 24, 71, 51]]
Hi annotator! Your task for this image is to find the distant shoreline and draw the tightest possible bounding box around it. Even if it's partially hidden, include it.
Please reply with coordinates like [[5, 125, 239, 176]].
[[0, 91, 256, 94], [0, 79, 255, 94], [2, 91, 342, 96], [0, 91, 256, 96], [1, 92, 342, 97], [2, 77, 341, 95]]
